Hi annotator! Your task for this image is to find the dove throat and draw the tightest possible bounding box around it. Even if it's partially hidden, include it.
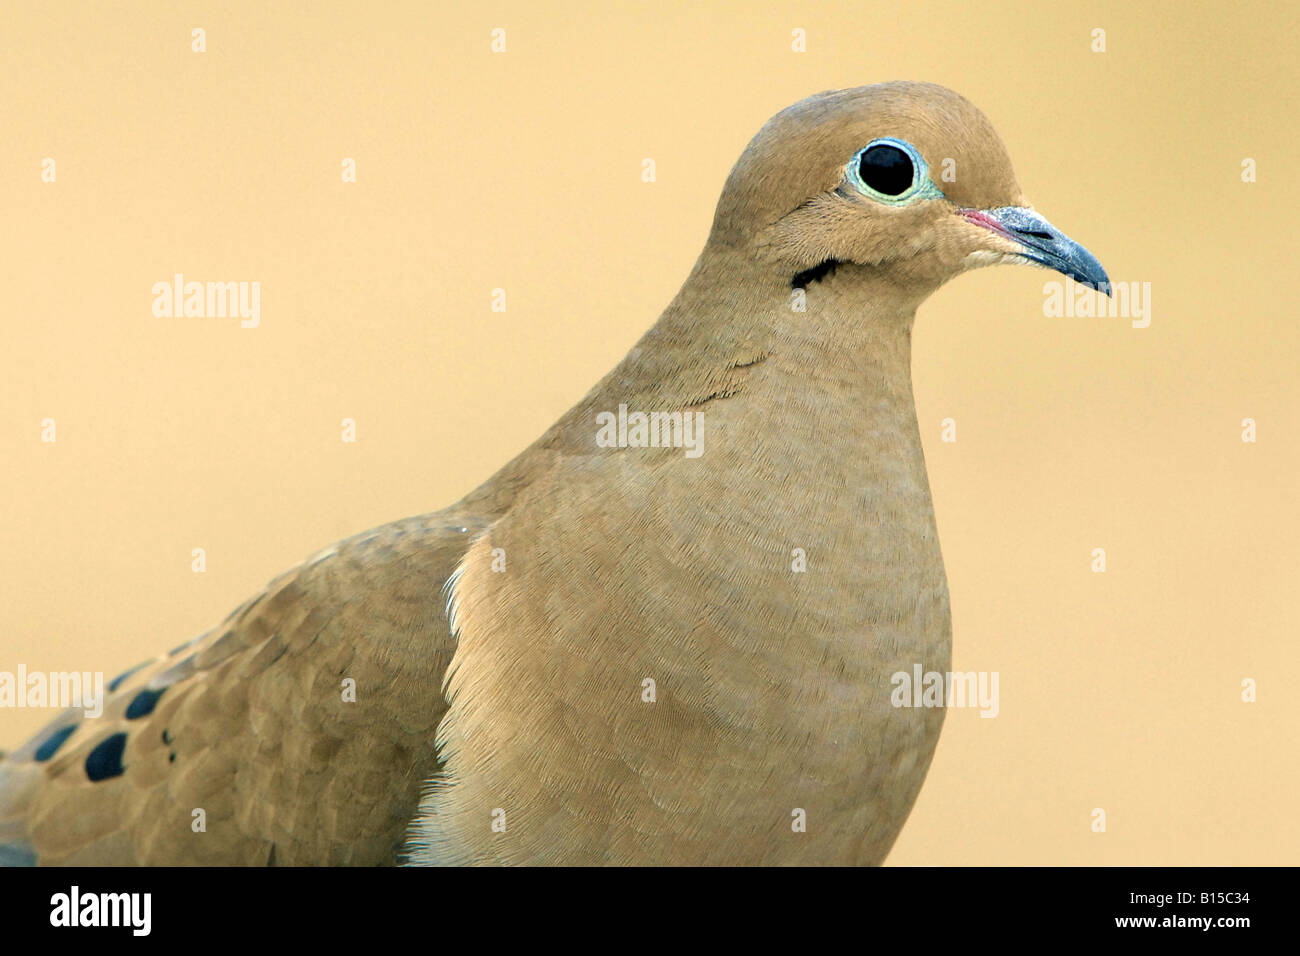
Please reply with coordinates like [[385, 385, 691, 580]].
[[494, 242, 952, 661]]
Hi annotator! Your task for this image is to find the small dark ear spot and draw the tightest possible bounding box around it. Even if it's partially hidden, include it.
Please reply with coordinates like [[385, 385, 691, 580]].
[[792, 258, 842, 290]]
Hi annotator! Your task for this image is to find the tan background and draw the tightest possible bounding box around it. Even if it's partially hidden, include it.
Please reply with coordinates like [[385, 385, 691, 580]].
[[1, 1, 1295, 864]]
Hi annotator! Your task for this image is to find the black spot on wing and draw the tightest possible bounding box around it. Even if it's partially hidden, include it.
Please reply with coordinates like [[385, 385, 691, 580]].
[[125, 687, 166, 720], [85, 733, 128, 782], [33, 725, 78, 762]]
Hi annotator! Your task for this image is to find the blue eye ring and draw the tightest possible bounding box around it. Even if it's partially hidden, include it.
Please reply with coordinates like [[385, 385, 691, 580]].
[[846, 137, 945, 205]]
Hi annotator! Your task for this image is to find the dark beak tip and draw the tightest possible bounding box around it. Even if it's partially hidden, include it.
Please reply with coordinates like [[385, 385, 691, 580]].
[[1078, 274, 1113, 297]]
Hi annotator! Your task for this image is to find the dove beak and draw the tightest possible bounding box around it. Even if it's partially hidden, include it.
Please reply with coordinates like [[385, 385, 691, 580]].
[[959, 206, 1110, 295]]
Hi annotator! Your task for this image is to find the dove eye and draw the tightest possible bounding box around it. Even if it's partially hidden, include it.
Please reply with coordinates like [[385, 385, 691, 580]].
[[858, 144, 912, 194], [847, 137, 943, 205]]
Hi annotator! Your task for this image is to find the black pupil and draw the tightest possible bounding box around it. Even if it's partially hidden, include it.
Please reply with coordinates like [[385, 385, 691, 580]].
[[858, 144, 914, 196]]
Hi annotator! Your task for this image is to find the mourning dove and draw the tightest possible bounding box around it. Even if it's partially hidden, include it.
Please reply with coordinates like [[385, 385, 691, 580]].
[[0, 81, 1106, 866]]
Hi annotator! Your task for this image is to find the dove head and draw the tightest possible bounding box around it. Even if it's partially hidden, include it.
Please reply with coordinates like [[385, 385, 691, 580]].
[[710, 82, 1108, 301]]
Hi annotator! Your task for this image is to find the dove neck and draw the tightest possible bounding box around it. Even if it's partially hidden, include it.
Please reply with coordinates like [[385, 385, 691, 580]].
[[533, 244, 945, 628], [481, 245, 935, 538], [607, 246, 926, 417]]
